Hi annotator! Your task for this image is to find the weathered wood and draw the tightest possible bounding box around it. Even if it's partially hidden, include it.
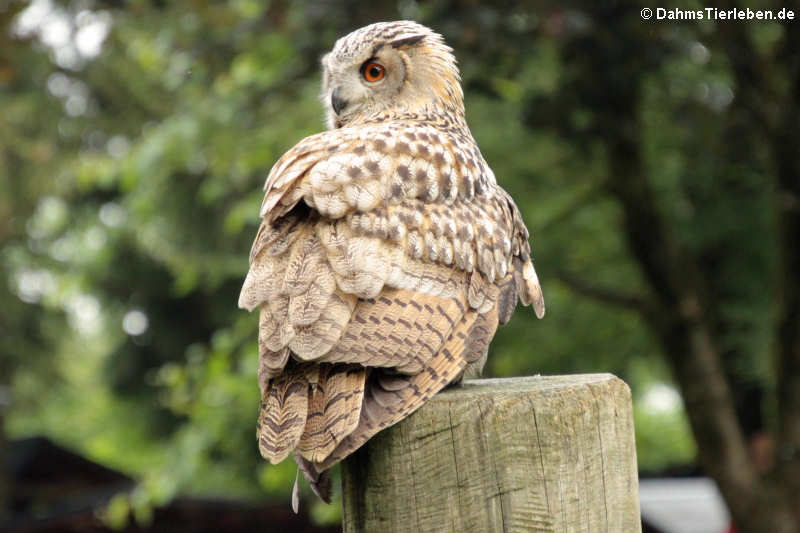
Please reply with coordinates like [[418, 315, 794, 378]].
[[341, 374, 640, 533]]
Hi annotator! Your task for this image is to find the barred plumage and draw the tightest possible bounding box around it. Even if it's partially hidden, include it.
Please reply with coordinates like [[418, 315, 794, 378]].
[[238, 20, 544, 504]]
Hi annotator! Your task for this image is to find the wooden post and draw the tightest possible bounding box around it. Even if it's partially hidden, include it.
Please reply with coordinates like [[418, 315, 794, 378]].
[[341, 374, 640, 533]]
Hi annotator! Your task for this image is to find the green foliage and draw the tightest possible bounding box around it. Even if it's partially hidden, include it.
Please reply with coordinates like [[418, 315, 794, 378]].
[[5, 0, 788, 527]]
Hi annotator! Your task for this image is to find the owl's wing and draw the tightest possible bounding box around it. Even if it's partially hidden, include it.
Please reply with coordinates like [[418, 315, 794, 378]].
[[255, 127, 383, 226], [248, 123, 543, 311], [239, 122, 541, 497]]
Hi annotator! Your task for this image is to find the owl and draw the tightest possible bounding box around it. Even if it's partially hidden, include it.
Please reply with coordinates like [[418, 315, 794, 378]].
[[238, 20, 544, 505]]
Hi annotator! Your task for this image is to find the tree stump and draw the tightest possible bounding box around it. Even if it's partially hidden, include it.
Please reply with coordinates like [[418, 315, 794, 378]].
[[341, 374, 640, 533]]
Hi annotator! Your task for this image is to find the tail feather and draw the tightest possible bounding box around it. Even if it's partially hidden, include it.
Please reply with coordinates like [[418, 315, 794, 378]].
[[294, 453, 332, 504], [297, 365, 366, 463], [258, 365, 309, 464]]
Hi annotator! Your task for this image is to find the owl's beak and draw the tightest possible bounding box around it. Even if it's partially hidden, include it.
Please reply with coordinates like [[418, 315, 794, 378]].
[[331, 87, 348, 115]]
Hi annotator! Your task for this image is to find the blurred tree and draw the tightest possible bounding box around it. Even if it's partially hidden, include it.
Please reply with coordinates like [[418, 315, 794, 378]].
[[0, 0, 796, 531], [507, 3, 799, 531]]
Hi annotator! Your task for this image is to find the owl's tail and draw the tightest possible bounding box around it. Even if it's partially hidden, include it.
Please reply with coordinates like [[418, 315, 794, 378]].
[[257, 362, 366, 495]]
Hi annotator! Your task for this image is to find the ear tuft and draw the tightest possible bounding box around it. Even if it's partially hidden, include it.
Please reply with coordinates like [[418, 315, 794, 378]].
[[390, 34, 425, 49]]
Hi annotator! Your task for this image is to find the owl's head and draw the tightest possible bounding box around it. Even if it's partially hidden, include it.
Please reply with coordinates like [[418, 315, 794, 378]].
[[320, 21, 464, 129]]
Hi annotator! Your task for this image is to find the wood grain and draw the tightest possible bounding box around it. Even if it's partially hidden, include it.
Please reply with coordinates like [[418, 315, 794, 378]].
[[341, 374, 641, 533]]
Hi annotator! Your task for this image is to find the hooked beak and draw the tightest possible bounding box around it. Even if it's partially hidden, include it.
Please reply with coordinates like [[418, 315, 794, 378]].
[[331, 87, 348, 115]]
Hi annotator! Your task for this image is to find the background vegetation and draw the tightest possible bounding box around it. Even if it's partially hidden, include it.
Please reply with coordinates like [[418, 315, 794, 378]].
[[2, 1, 798, 531]]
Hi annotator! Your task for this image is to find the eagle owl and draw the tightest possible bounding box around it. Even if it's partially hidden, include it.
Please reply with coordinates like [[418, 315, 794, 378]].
[[238, 20, 545, 503]]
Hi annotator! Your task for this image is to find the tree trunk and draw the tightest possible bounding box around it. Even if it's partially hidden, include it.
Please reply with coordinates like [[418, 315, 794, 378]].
[[599, 69, 799, 532]]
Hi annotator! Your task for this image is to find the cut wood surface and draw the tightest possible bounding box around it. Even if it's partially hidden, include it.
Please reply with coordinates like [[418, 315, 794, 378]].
[[341, 374, 641, 533]]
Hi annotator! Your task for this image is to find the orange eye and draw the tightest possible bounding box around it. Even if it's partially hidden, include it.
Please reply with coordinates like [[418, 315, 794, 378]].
[[362, 62, 386, 82]]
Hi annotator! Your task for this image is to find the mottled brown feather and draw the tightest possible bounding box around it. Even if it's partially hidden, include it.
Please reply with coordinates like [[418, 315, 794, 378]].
[[297, 364, 365, 463], [320, 286, 469, 373], [258, 365, 309, 464], [316, 301, 497, 471]]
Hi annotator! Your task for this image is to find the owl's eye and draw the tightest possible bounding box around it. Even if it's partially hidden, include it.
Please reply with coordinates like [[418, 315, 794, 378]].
[[362, 62, 386, 82]]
